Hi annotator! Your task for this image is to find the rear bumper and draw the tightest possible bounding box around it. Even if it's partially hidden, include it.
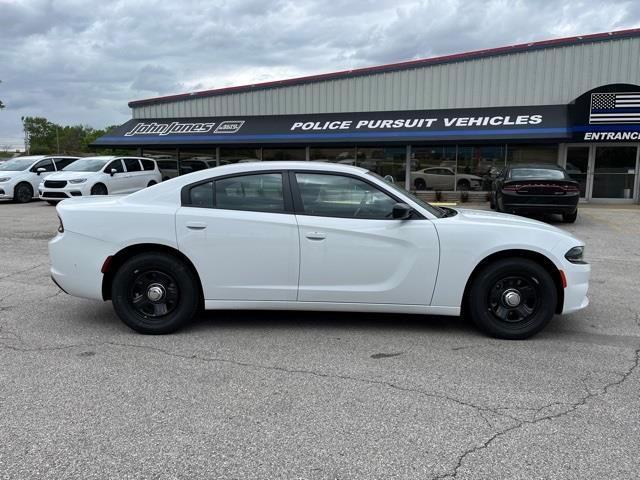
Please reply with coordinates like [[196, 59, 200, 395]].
[[502, 192, 579, 214], [49, 230, 114, 301]]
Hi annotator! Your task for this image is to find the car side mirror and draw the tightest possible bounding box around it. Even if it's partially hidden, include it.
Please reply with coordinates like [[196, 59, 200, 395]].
[[110, 168, 117, 176], [392, 202, 413, 220], [36, 167, 46, 175]]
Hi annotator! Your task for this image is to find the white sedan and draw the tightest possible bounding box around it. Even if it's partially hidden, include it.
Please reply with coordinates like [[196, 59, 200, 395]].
[[49, 162, 590, 339], [39, 156, 161, 203]]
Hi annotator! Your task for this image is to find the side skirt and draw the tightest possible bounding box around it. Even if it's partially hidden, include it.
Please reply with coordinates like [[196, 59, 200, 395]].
[[203, 300, 460, 316]]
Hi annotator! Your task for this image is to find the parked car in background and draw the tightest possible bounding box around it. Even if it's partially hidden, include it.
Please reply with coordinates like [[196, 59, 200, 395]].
[[411, 166, 482, 191], [0, 155, 79, 203], [50, 162, 589, 340], [490, 164, 580, 223], [39, 156, 161, 204]]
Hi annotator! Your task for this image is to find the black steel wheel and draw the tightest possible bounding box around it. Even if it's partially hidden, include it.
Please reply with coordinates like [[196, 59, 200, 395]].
[[466, 258, 557, 339], [111, 253, 200, 334], [90, 183, 108, 195], [13, 183, 33, 203]]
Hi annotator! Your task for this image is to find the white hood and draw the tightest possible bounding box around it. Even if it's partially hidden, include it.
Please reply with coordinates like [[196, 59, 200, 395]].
[[453, 208, 575, 238], [45, 171, 100, 181]]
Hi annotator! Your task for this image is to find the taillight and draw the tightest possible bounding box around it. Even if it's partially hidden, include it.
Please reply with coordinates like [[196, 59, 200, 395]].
[[57, 216, 64, 233], [563, 184, 579, 192]]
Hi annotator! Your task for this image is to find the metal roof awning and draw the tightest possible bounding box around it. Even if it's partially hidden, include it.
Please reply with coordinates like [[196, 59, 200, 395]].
[[92, 105, 571, 148]]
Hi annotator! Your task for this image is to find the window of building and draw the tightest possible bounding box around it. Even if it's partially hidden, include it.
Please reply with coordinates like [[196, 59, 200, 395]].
[[294, 173, 397, 219], [410, 146, 457, 191], [219, 148, 261, 165], [215, 173, 285, 212], [309, 147, 356, 163], [262, 148, 306, 161], [179, 150, 217, 175], [355, 147, 406, 186], [506, 144, 558, 165], [457, 145, 505, 191]]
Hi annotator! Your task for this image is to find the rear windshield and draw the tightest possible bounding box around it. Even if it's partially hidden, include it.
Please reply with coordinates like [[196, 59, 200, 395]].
[[511, 168, 566, 180]]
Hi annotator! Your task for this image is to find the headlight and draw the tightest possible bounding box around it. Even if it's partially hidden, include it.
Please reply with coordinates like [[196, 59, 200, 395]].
[[68, 178, 87, 184], [565, 246, 586, 264], [0, 177, 11, 182]]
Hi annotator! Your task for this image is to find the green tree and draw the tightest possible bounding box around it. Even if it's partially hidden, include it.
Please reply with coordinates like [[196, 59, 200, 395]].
[[22, 116, 57, 154]]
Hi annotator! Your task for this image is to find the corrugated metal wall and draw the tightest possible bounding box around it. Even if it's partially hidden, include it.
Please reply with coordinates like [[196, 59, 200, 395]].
[[132, 36, 640, 119]]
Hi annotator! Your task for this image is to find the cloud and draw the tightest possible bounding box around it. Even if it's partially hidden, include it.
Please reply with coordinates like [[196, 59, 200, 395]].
[[1, 0, 639, 148]]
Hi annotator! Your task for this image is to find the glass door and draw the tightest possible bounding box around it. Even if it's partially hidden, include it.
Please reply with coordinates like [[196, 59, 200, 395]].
[[565, 146, 590, 198], [592, 146, 638, 200]]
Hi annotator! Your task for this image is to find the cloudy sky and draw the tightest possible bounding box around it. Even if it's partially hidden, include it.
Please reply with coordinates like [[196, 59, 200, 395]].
[[1, 0, 640, 149]]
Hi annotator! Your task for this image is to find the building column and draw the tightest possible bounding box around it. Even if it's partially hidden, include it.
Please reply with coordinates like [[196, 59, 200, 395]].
[[405, 145, 411, 190]]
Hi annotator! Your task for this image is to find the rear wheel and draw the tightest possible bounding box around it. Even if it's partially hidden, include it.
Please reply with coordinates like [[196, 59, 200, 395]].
[[562, 210, 578, 223], [13, 183, 33, 203], [414, 178, 426, 191], [147, 180, 157, 187], [457, 180, 470, 191], [466, 258, 557, 339], [46, 200, 60, 206], [90, 183, 108, 195], [111, 253, 200, 334]]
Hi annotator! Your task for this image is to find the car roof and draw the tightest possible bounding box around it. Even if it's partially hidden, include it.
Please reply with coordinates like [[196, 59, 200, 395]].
[[209, 161, 368, 175], [508, 163, 565, 170]]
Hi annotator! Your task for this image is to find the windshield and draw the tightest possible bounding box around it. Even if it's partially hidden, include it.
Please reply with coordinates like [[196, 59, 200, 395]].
[[0, 158, 36, 171], [63, 158, 109, 172], [368, 172, 445, 218], [511, 168, 566, 180]]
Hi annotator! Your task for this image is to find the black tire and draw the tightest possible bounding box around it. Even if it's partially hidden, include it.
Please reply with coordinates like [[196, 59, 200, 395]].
[[466, 258, 557, 340], [414, 178, 426, 191], [111, 253, 200, 334], [90, 183, 108, 195], [147, 180, 157, 187], [562, 210, 578, 223], [13, 183, 33, 203], [457, 180, 470, 191], [46, 200, 60, 206], [489, 193, 496, 209], [163, 176, 170, 182]]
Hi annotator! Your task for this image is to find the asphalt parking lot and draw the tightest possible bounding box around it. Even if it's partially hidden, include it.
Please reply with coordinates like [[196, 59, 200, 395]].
[[1, 200, 639, 479]]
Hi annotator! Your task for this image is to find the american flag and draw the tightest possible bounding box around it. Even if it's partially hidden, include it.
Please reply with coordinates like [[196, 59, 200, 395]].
[[589, 92, 640, 124]]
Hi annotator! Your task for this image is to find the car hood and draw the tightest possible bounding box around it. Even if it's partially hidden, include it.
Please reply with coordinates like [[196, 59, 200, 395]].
[[452, 208, 576, 239], [46, 171, 98, 181], [0, 170, 29, 177]]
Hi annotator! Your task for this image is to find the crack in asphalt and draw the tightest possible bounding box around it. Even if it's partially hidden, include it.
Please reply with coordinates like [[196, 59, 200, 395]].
[[432, 347, 640, 480], [0, 263, 45, 280]]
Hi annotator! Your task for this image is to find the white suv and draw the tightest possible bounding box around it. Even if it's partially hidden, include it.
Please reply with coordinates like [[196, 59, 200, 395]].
[[39, 156, 162, 203], [0, 155, 80, 203]]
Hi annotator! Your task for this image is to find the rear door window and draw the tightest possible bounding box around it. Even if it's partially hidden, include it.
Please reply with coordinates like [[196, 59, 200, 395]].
[[215, 173, 285, 213], [124, 158, 142, 172]]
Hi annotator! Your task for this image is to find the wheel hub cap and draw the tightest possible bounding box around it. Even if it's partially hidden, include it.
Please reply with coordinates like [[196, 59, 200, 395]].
[[146, 284, 165, 302], [502, 289, 521, 307]]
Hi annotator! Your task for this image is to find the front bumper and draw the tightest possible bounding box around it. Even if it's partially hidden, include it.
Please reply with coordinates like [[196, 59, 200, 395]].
[[40, 185, 88, 201], [561, 261, 590, 314]]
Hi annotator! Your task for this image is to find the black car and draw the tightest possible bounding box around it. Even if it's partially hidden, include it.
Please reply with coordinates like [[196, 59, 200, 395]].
[[490, 164, 580, 223]]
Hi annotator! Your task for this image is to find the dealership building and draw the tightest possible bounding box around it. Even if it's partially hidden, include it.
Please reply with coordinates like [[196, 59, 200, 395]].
[[95, 28, 640, 203]]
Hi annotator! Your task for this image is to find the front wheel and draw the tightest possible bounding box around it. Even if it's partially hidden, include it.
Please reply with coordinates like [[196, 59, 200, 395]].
[[13, 183, 33, 203], [90, 183, 108, 195], [111, 253, 200, 334], [466, 258, 557, 339], [46, 200, 60, 206]]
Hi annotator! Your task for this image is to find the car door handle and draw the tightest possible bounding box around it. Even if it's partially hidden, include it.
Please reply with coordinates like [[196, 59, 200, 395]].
[[305, 232, 326, 240], [186, 222, 207, 230]]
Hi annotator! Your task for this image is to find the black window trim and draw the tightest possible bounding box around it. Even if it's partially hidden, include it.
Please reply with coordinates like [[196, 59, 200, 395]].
[[287, 170, 425, 220], [181, 169, 294, 214]]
